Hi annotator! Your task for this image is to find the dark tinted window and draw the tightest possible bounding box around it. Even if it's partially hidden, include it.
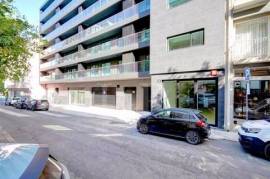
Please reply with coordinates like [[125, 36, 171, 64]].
[[154, 110, 171, 118], [172, 112, 189, 119]]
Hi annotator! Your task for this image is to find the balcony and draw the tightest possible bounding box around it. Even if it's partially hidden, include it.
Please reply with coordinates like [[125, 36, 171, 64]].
[[232, 37, 270, 64], [233, 0, 269, 13], [41, 0, 85, 34], [44, 0, 121, 43], [232, 16, 270, 64], [40, 0, 64, 22], [40, 60, 150, 84], [40, 29, 150, 71], [42, 0, 150, 58]]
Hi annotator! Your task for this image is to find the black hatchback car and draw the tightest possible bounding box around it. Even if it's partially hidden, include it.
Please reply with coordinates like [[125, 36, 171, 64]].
[[137, 108, 210, 145]]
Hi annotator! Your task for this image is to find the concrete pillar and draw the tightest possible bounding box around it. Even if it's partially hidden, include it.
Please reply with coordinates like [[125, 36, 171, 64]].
[[55, 22, 61, 28], [122, 0, 135, 9], [78, 6, 83, 13], [78, 25, 84, 32], [55, 38, 61, 44], [224, 0, 234, 131], [55, 68, 62, 75], [78, 63, 85, 71], [54, 53, 61, 59], [122, 52, 135, 63], [56, 7, 61, 13], [78, 44, 84, 51], [116, 86, 125, 109], [122, 24, 135, 37]]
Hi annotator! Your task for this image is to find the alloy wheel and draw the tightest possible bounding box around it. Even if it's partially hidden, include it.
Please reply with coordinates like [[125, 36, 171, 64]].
[[186, 130, 201, 145], [139, 124, 149, 134]]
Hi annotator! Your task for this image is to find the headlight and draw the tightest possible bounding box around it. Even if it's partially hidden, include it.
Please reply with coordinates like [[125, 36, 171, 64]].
[[246, 128, 261, 134]]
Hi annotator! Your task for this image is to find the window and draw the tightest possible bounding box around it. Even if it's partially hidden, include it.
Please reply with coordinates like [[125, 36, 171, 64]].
[[172, 112, 189, 119], [168, 29, 204, 51], [168, 0, 189, 8], [155, 110, 171, 118]]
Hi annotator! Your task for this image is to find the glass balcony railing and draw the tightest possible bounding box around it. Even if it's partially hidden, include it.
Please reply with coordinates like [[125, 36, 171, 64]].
[[40, 29, 150, 70], [43, 0, 150, 56], [40, 60, 150, 82]]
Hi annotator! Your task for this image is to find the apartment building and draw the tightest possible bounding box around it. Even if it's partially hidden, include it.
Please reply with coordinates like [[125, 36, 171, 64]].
[[39, 0, 270, 130], [39, 0, 151, 111], [150, 0, 270, 129]]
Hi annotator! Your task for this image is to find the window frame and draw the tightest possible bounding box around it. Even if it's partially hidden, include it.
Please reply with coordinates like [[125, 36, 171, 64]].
[[167, 29, 205, 51], [167, 0, 190, 9]]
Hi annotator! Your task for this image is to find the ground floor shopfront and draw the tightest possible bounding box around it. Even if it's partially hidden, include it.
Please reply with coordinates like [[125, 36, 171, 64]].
[[44, 79, 151, 111], [151, 70, 225, 128]]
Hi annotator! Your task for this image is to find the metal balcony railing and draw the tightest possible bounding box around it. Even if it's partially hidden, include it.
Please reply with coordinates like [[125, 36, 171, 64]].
[[43, 0, 150, 56], [40, 60, 150, 82], [40, 29, 150, 70]]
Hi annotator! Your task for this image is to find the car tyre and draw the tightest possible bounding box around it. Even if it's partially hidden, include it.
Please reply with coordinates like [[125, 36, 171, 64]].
[[138, 123, 149, 134], [185, 130, 201, 145], [264, 143, 270, 160]]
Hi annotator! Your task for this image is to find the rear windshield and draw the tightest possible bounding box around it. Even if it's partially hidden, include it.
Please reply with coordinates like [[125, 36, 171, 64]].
[[40, 100, 48, 103], [195, 113, 207, 121]]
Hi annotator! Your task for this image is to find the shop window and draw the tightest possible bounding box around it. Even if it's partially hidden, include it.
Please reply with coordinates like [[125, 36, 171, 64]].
[[234, 80, 270, 120]]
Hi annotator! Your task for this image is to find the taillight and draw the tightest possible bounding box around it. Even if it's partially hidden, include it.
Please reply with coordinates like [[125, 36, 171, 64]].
[[196, 120, 206, 128]]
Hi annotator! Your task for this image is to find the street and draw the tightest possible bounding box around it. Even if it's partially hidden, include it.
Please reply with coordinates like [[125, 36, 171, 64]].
[[0, 106, 269, 179]]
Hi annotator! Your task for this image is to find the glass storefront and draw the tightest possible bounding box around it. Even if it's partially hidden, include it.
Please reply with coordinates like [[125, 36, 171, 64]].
[[70, 90, 86, 105], [234, 80, 270, 120], [163, 79, 217, 125]]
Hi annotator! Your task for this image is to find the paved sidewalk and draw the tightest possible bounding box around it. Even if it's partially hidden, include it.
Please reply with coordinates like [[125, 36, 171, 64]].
[[209, 128, 238, 142]]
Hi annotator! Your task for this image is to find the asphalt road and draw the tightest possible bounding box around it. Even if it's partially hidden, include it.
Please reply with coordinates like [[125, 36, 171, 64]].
[[0, 105, 269, 179]]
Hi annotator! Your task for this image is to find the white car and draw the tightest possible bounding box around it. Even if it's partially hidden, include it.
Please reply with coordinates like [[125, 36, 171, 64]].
[[238, 119, 270, 160]]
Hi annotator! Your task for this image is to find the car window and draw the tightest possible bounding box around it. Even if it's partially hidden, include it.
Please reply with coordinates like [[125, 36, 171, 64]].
[[172, 112, 189, 121], [154, 110, 171, 118]]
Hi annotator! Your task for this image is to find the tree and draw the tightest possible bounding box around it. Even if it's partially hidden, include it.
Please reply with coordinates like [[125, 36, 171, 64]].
[[0, 0, 39, 84]]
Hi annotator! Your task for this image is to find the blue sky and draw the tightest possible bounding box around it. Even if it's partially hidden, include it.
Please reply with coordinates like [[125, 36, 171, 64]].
[[14, 0, 44, 26]]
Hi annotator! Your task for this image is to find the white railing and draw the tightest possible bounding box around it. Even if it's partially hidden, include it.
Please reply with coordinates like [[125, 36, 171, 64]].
[[40, 60, 150, 82], [232, 37, 269, 61], [44, 0, 121, 42], [43, 0, 150, 56], [40, 29, 150, 70]]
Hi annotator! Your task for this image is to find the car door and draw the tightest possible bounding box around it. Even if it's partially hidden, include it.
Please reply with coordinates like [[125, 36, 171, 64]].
[[168, 111, 190, 137], [151, 110, 172, 133]]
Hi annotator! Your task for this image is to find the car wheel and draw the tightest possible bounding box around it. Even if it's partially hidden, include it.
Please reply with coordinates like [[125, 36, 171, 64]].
[[264, 143, 270, 160], [138, 123, 149, 134], [185, 130, 201, 145]]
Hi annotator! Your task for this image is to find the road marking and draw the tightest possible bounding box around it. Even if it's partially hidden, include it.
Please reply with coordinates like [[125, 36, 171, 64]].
[[0, 108, 29, 117], [43, 125, 72, 131], [37, 111, 69, 118]]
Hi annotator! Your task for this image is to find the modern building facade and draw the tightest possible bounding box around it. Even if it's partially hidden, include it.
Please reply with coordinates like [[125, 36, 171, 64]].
[[39, 0, 270, 130], [39, 0, 151, 111]]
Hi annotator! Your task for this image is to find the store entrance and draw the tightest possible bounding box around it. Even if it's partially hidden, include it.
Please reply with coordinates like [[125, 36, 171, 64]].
[[163, 79, 218, 126]]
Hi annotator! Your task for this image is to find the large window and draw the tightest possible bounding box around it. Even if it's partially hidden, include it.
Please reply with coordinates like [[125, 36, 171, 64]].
[[168, 29, 204, 51], [92, 87, 116, 107], [234, 80, 270, 120], [168, 0, 189, 8]]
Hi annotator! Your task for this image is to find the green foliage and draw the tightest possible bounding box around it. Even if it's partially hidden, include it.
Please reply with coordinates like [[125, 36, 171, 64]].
[[0, 0, 40, 84]]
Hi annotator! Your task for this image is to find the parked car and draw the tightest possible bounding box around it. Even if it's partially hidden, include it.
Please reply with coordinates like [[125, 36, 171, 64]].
[[137, 108, 210, 145], [0, 143, 70, 179], [15, 97, 30, 109], [238, 119, 270, 160], [26, 99, 49, 111], [11, 97, 21, 106]]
